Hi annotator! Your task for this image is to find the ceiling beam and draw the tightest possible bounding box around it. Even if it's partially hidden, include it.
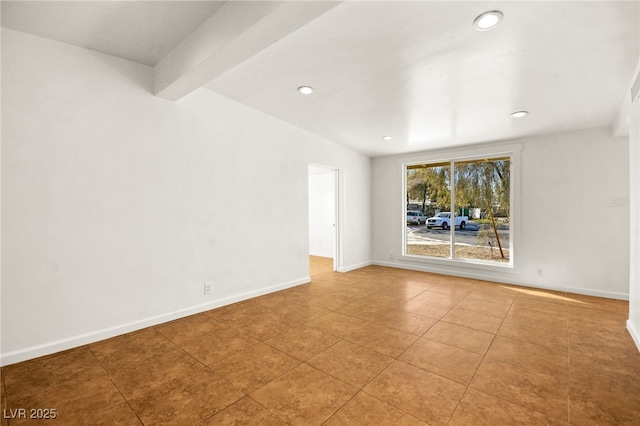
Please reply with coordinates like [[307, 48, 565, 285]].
[[153, 1, 342, 102]]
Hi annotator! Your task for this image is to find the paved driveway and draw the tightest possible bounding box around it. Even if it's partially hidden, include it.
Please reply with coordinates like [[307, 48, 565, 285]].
[[407, 223, 510, 247]]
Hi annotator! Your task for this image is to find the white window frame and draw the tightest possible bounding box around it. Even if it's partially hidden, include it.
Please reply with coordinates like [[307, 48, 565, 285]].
[[400, 143, 521, 272]]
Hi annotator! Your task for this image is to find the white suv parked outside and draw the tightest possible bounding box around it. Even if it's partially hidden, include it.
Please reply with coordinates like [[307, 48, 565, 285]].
[[406, 210, 427, 225]]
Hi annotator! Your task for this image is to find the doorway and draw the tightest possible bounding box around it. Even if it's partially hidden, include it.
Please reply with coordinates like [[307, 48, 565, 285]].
[[308, 165, 339, 275]]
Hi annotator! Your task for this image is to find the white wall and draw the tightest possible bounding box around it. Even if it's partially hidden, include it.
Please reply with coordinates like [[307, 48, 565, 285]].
[[373, 127, 630, 299], [628, 92, 640, 347], [1, 29, 371, 364], [308, 170, 335, 258]]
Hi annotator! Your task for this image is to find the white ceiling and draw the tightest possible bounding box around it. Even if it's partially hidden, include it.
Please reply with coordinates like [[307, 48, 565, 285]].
[[0, 1, 224, 66], [2, 1, 639, 157]]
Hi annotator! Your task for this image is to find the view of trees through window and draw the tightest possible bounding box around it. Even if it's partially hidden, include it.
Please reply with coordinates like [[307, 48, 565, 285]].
[[405, 157, 511, 264]]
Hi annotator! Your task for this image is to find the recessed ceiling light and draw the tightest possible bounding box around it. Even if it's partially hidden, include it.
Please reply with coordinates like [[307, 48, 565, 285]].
[[382, 135, 393, 141], [473, 10, 503, 31], [510, 111, 529, 118], [297, 86, 315, 95]]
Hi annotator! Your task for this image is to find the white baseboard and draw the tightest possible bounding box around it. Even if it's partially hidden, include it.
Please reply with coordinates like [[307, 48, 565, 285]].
[[338, 260, 372, 273], [627, 320, 640, 352], [372, 260, 629, 300], [0, 277, 310, 366], [309, 252, 333, 258]]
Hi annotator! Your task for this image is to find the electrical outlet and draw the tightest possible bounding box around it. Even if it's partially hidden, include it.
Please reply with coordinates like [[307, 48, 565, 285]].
[[204, 282, 213, 295], [608, 197, 628, 208], [388, 252, 395, 260], [537, 268, 543, 277]]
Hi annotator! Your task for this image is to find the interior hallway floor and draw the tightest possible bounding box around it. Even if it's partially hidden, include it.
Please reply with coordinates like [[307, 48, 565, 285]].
[[2, 261, 639, 425]]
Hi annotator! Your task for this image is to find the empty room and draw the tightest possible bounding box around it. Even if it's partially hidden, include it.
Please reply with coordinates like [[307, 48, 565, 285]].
[[2, 1, 640, 425]]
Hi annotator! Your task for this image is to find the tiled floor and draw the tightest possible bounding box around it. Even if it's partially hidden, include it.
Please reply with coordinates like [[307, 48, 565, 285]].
[[2, 260, 640, 425]]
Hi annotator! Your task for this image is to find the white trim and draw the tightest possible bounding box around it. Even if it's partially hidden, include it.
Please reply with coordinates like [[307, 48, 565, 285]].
[[402, 142, 523, 166], [308, 163, 342, 272], [338, 260, 372, 273], [309, 251, 333, 258], [373, 260, 628, 300], [627, 320, 640, 352], [0, 277, 309, 366], [398, 253, 516, 274], [334, 168, 342, 273], [400, 142, 521, 273]]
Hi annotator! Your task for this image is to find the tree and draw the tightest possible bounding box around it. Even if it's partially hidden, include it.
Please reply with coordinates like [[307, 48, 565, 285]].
[[454, 159, 510, 215], [407, 169, 429, 213], [407, 166, 450, 213], [454, 159, 510, 257]]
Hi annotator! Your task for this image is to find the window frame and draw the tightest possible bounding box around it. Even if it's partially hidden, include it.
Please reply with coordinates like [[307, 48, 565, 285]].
[[400, 143, 521, 272]]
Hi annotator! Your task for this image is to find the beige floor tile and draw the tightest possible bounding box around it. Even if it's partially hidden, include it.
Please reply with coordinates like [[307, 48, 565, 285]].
[[565, 293, 627, 313], [108, 350, 205, 400], [206, 302, 266, 326], [305, 311, 369, 338], [401, 299, 454, 320], [310, 255, 334, 276], [449, 388, 567, 426], [567, 310, 628, 334], [399, 338, 483, 385], [264, 325, 340, 361], [400, 276, 437, 290], [464, 288, 517, 306], [506, 287, 569, 304], [127, 368, 244, 426], [155, 313, 229, 344], [427, 283, 474, 297], [337, 299, 396, 320], [470, 359, 569, 421], [274, 302, 331, 324], [570, 335, 640, 380], [506, 306, 567, 328], [423, 321, 495, 355], [306, 293, 357, 311], [375, 310, 438, 336], [498, 322, 568, 348], [510, 297, 568, 316], [6, 402, 143, 426], [7, 373, 125, 426], [255, 291, 332, 323], [89, 328, 180, 372], [345, 323, 419, 358], [179, 327, 260, 366], [0, 380, 7, 426], [325, 392, 427, 425], [250, 363, 357, 425], [569, 384, 640, 425], [307, 340, 394, 388], [2, 347, 104, 400], [568, 322, 634, 349], [87, 403, 144, 426], [211, 342, 300, 393], [230, 312, 295, 341], [374, 285, 428, 300], [569, 362, 640, 425], [441, 307, 504, 333], [198, 397, 286, 425], [484, 335, 569, 377], [364, 360, 466, 426], [456, 298, 512, 318], [361, 290, 412, 307], [4, 265, 637, 425], [410, 290, 465, 307], [498, 310, 568, 348]]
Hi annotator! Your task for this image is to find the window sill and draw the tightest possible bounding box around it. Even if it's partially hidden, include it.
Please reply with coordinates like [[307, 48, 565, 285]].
[[398, 253, 515, 274]]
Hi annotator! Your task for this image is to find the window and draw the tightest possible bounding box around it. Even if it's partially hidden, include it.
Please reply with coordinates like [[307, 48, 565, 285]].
[[404, 153, 514, 267]]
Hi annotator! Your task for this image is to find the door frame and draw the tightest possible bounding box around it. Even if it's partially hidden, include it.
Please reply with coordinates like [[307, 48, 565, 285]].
[[308, 164, 342, 272]]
